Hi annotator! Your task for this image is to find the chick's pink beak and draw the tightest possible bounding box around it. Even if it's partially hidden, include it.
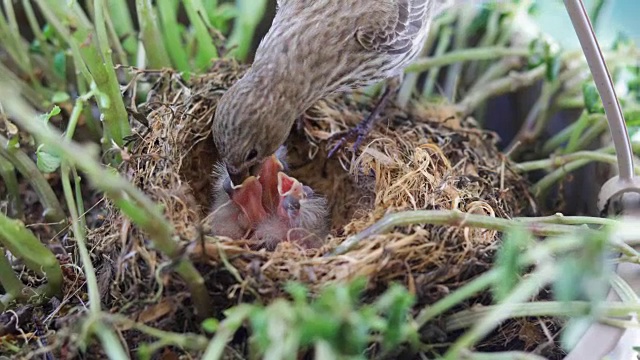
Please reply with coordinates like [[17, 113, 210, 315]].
[[230, 176, 268, 225], [277, 172, 305, 198], [258, 154, 284, 212], [276, 172, 306, 220]]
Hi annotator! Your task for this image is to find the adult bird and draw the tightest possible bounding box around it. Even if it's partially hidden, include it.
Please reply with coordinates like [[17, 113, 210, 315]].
[[213, 0, 453, 186]]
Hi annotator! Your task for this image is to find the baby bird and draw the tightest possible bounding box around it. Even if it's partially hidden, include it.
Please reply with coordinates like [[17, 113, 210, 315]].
[[206, 163, 268, 238], [254, 172, 330, 250]]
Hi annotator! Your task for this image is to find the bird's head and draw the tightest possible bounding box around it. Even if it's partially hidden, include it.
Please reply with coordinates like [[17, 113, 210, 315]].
[[213, 72, 297, 186]]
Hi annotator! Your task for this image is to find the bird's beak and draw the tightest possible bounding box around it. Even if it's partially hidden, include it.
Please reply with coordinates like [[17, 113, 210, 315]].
[[229, 176, 268, 225], [226, 164, 249, 187]]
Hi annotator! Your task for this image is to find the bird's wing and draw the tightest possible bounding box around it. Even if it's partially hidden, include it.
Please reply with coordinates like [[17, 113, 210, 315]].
[[355, 0, 435, 55]]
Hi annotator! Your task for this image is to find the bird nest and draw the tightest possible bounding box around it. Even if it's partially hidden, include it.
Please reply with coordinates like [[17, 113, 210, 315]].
[[88, 59, 534, 335]]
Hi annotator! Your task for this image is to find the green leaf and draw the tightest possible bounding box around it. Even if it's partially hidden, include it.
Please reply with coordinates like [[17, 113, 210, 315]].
[[625, 109, 640, 127], [7, 136, 20, 149], [36, 144, 61, 173], [201, 318, 219, 333], [552, 258, 581, 302], [285, 281, 308, 304], [51, 92, 71, 104], [38, 105, 61, 125], [29, 40, 43, 54], [53, 51, 66, 79], [42, 23, 55, 40], [527, 39, 544, 68], [136, 343, 152, 360], [545, 55, 561, 82], [582, 82, 604, 114]]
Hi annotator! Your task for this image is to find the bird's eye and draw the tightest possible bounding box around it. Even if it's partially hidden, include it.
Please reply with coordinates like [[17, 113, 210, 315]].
[[246, 149, 258, 162]]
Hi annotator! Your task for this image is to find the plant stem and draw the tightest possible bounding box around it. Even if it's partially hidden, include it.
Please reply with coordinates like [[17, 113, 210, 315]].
[[442, 6, 475, 101], [515, 148, 640, 174], [446, 300, 640, 332], [61, 163, 100, 312], [459, 350, 548, 360], [156, 0, 190, 72], [397, 12, 455, 107], [0, 155, 23, 218], [422, 26, 452, 97], [100, 0, 129, 66], [415, 269, 501, 328], [225, 0, 268, 62], [89, 318, 130, 359], [455, 65, 546, 116], [106, 0, 137, 57], [34, 0, 131, 147], [329, 210, 580, 256], [564, 110, 591, 154], [0, 248, 26, 305], [135, 0, 172, 69], [0, 0, 36, 83], [182, 0, 219, 70], [0, 134, 66, 230], [0, 89, 213, 318], [0, 61, 46, 108], [444, 265, 557, 359], [21, 0, 61, 85], [513, 213, 617, 227], [465, 57, 522, 100], [406, 46, 531, 73], [201, 305, 255, 360], [0, 213, 63, 298], [564, 0, 635, 182], [104, 313, 210, 349], [541, 114, 606, 154], [528, 151, 640, 198]]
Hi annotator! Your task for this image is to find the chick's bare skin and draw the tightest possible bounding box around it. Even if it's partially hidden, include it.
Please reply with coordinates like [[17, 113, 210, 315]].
[[254, 173, 329, 250], [206, 164, 268, 238], [205, 163, 250, 238]]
